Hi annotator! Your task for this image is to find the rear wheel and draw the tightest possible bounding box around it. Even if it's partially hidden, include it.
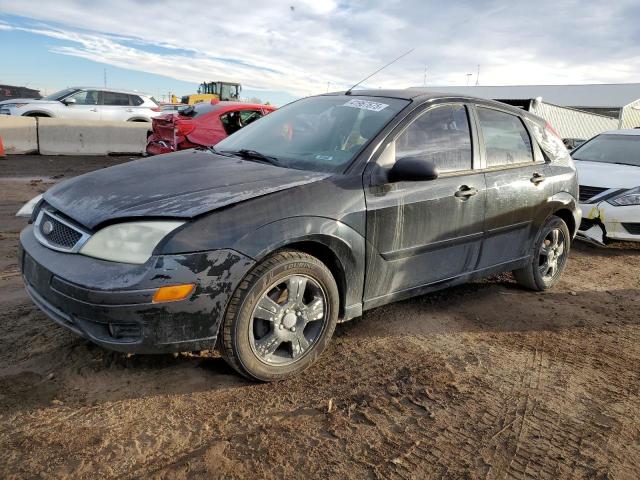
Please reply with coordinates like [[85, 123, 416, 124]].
[[514, 215, 571, 291], [219, 250, 338, 381]]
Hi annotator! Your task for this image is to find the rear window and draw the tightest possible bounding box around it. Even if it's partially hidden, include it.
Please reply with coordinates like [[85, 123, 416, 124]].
[[572, 134, 640, 167], [180, 102, 221, 118]]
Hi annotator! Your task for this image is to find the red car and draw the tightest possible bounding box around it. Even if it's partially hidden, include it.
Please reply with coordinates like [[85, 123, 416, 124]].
[[146, 101, 276, 155]]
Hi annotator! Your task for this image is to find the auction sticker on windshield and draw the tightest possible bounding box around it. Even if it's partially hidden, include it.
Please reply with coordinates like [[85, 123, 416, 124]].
[[343, 99, 389, 112]]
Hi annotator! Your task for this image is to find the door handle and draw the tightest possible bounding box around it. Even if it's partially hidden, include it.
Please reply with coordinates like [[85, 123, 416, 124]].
[[454, 185, 478, 199], [530, 172, 546, 185], [126, 108, 134, 112], [90, 108, 98, 112]]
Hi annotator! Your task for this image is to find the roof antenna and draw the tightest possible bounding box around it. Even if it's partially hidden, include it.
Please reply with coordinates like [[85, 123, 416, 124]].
[[345, 48, 414, 95]]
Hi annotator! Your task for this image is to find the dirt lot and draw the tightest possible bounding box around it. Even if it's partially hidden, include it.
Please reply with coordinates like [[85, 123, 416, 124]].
[[0, 155, 638, 479]]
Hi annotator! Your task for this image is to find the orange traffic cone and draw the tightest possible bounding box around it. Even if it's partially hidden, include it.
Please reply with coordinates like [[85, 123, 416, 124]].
[[0, 136, 5, 157]]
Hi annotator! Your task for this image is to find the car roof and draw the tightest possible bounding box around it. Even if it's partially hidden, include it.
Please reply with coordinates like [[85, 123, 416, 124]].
[[323, 88, 544, 123], [69, 87, 152, 97], [600, 129, 640, 136]]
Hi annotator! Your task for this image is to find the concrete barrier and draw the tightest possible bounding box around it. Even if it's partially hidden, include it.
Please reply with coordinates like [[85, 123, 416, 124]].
[[38, 118, 150, 155], [0, 116, 38, 154]]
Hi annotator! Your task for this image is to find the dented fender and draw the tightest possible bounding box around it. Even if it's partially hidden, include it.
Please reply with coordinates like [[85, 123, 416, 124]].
[[233, 216, 367, 319]]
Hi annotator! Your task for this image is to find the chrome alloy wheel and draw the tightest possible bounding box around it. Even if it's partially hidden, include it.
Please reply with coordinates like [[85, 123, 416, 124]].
[[538, 228, 566, 281], [249, 274, 328, 366]]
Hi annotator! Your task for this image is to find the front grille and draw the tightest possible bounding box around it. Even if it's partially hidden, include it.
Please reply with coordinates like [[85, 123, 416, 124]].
[[622, 223, 640, 235], [579, 185, 609, 203], [34, 208, 89, 252]]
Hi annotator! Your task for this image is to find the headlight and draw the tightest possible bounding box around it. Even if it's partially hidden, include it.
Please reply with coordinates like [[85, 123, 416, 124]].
[[608, 186, 640, 206], [79, 221, 184, 264], [16, 194, 43, 218]]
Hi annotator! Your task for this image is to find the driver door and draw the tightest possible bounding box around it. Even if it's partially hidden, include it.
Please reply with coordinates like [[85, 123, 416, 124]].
[[363, 103, 486, 306], [60, 89, 101, 120]]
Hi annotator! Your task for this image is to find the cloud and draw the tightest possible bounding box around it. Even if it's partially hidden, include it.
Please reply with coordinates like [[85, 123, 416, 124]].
[[1, 0, 640, 97]]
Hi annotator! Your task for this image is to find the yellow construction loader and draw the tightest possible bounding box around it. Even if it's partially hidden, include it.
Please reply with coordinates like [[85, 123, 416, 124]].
[[181, 81, 242, 105]]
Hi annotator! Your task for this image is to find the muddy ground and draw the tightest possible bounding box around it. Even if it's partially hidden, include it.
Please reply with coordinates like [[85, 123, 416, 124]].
[[0, 155, 638, 479]]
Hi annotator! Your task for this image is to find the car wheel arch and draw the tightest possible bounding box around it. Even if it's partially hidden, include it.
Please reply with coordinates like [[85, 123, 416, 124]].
[[547, 191, 580, 238], [23, 111, 53, 118], [233, 217, 366, 321], [553, 208, 577, 237]]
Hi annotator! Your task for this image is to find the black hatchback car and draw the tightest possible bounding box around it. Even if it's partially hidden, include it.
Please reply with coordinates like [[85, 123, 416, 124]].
[[19, 90, 580, 381]]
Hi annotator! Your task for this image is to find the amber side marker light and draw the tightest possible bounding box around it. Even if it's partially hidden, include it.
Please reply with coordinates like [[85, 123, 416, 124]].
[[152, 284, 195, 303]]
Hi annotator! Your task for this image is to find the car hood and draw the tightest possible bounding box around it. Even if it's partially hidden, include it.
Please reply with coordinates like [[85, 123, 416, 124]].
[[575, 160, 640, 189], [0, 98, 55, 105], [44, 149, 331, 229]]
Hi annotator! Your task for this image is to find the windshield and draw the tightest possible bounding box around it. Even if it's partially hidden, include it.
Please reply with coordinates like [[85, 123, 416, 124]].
[[572, 134, 640, 167], [43, 88, 79, 101], [215, 95, 410, 173]]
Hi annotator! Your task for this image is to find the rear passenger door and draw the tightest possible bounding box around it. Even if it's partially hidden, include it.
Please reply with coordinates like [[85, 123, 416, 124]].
[[59, 89, 101, 120], [363, 103, 486, 305], [473, 105, 551, 269], [100, 91, 134, 121]]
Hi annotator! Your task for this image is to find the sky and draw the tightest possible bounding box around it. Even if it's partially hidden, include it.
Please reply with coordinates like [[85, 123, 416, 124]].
[[1, 0, 640, 106]]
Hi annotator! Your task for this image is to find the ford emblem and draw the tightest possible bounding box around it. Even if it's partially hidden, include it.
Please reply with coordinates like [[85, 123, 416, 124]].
[[42, 220, 54, 235]]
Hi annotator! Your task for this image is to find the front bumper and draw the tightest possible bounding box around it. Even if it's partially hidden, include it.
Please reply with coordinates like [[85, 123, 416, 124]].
[[20, 225, 255, 353], [577, 202, 640, 244]]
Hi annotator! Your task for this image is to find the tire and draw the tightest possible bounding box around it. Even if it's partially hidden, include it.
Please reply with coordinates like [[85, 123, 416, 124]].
[[219, 250, 339, 381], [513, 215, 571, 291]]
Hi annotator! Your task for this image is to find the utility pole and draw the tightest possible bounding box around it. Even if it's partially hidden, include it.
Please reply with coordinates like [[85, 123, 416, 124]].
[[327, 82, 330, 93], [103, 68, 107, 88], [475, 64, 480, 86], [423, 65, 427, 86], [466, 73, 472, 86]]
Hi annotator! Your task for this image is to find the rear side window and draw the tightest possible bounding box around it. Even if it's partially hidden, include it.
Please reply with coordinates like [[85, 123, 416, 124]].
[[103, 92, 130, 106], [477, 107, 533, 167], [129, 95, 144, 106], [525, 118, 570, 162], [395, 104, 472, 173]]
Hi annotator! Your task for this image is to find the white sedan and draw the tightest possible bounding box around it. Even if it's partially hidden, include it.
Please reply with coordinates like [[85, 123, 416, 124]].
[[573, 129, 640, 244]]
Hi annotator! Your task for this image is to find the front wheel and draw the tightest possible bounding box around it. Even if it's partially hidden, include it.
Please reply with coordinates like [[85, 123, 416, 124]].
[[513, 215, 571, 291], [219, 250, 339, 381]]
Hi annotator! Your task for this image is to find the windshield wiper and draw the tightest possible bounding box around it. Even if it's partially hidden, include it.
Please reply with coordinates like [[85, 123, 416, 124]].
[[208, 146, 236, 157], [221, 149, 282, 167]]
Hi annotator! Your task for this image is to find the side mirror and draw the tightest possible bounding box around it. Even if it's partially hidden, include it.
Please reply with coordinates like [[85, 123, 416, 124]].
[[388, 156, 439, 183], [63, 98, 76, 105]]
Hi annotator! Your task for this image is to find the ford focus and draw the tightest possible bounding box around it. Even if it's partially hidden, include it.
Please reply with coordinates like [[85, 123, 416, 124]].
[[19, 90, 580, 381]]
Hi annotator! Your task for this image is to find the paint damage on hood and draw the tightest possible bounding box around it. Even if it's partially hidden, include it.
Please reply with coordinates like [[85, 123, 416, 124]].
[[43, 149, 330, 229]]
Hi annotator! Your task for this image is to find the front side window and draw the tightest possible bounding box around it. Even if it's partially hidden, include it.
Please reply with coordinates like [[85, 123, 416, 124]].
[[395, 104, 472, 173], [46, 88, 79, 101], [215, 95, 410, 173], [66, 90, 99, 105], [220, 111, 244, 135], [130, 95, 144, 106], [477, 107, 533, 167], [102, 91, 130, 106]]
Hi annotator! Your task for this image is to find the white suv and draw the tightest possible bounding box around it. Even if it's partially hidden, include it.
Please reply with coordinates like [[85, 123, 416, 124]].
[[0, 87, 162, 122]]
